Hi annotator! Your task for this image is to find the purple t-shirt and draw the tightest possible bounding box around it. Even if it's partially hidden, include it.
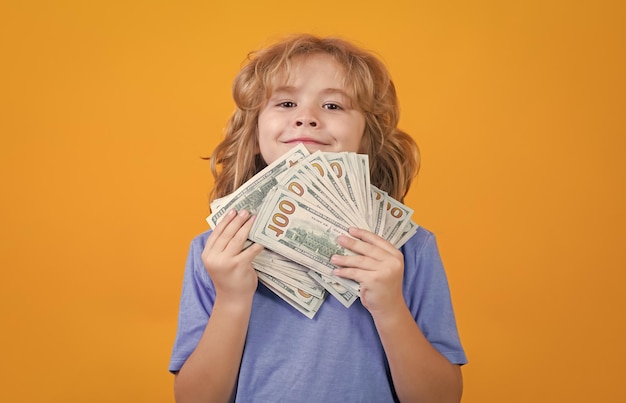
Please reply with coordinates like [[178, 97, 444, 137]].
[[169, 227, 467, 402]]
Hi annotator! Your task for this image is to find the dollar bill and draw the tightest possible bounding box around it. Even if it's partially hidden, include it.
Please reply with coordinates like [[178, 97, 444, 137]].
[[253, 250, 326, 298], [249, 186, 357, 277], [299, 152, 369, 229], [276, 167, 357, 227], [393, 219, 419, 249], [257, 271, 325, 319], [207, 143, 309, 228], [370, 185, 388, 236], [381, 196, 414, 243], [349, 152, 371, 226], [307, 270, 359, 308], [324, 153, 362, 218], [203, 144, 418, 317]]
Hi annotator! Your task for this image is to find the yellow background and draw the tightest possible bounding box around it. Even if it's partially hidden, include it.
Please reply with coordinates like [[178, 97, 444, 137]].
[[1, 1, 624, 402]]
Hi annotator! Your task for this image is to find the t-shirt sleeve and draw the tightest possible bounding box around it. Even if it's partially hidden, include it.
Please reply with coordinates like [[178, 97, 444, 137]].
[[403, 230, 468, 365], [168, 232, 215, 373]]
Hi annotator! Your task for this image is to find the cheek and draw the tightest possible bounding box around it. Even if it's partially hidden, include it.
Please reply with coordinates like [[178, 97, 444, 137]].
[[257, 106, 274, 132], [257, 115, 268, 139], [358, 133, 369, 154], [257, 112, 282, 140], [353, 118, 367, 152]]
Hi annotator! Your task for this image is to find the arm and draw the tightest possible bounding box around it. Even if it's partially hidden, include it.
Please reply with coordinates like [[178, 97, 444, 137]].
[[332, 227, 463, 403], [371, 301, 463, 402], [174, 210, 264, 403]]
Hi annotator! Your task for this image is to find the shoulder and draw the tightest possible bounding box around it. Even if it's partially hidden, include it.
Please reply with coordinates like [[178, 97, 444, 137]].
[[189, 229, 212, 248], [182, 230, 214, 286], [400, 226, 447, 289], [401, 226, 438, 257], [185, 230, 214, 260]]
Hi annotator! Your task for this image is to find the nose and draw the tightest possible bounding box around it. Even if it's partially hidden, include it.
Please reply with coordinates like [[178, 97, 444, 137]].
[[294, 106, 319, 128], [296, 120, 317, 127]]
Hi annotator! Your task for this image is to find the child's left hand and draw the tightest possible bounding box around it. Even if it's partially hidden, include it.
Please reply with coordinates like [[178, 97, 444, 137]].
[[331, 227, 406, 316]]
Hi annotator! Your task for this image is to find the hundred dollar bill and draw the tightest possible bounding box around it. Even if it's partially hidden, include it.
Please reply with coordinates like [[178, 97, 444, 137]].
[[253, 250, 326, 299], [207, 143, 309, 228], [249, 186, 358, 277], [269, 265, 326, 297], [277, 167, 358, 227], [300, 152, 369, 229], [307, 270, 359, 308], [257, 271, 325, 319], [209, 194, 230, 215], [354, 153, 372, 225], [323, 153, 362, 217], [393, 219, 419, 249], [370, 185, 388, 236], [204, 148, 418, 316], [381, 196, 414, 243]]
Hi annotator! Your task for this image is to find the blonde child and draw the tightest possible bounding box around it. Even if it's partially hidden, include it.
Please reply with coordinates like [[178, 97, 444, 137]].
[[170, 34, 467, 402]]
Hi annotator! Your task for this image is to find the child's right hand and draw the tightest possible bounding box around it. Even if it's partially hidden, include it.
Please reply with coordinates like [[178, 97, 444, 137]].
[[201, 209, 264, 304]]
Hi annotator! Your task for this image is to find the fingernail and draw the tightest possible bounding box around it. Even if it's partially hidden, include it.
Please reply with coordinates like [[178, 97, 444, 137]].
[[238, 209, 249, 218]]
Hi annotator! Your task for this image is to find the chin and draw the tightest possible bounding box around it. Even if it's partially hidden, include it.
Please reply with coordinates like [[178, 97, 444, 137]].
[[300, 143, 330, 153]]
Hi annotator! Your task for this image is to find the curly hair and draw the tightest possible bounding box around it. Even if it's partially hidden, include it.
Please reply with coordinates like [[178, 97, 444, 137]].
[[209, 33, 420, 203]]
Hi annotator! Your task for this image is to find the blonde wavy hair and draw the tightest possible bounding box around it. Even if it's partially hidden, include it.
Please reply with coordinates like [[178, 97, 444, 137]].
[[209, 34, 420, 203]]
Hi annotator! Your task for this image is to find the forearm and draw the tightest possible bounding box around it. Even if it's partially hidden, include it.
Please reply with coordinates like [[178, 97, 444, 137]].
[[373, 305, 463, 403], [174, 298, 252, 403]]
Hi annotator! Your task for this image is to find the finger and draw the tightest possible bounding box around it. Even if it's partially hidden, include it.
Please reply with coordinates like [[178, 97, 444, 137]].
[[208, 209, 251, 252], [332, 267, 366, 284], [347, 227, 398, 255], [205, 209, 237, 250], [240, 242, 265, 261], [331, 253, 374, 271], [336, 234, 388, 262], [223, 211, 257, 254]]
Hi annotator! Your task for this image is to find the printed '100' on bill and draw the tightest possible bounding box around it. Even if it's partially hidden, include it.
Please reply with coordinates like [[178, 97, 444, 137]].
[[207, 143, 309, 229], [249, 186, 358, 279]]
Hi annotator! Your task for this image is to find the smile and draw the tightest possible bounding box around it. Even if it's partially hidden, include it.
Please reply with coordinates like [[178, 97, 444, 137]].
[[284, 138, 329, 146]]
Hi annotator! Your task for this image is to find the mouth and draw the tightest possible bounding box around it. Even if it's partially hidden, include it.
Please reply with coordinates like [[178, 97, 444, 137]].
[[283, 138, 329, 146]]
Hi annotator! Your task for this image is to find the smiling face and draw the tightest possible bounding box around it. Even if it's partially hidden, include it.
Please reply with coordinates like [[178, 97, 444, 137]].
[[257, 53, 366, 165]]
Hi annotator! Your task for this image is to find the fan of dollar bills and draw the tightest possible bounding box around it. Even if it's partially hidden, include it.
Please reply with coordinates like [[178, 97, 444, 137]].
[[207, 143, 418, 318]]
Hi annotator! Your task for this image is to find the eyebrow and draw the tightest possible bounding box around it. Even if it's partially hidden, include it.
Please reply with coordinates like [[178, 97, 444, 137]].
[[271, 86, 351, 98]]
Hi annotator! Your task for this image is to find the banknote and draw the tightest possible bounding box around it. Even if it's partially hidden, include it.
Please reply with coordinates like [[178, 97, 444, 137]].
[[207, 143, 309, 228], [370, 185, 388, 236], [209, 194, 231, 215], [307, 270, 359, 308], [253, 250, 326, 298], [357, 154, 372, 223], [257, 271, 326, 319], [298, 152, 368, 228], [381, 196, 414, 243], [204, 144, 418, 317], [350, 152, 371, 225], [249, 186, 358, 277], [323, 153, 362, 218], [276, 167, 358, 227], [393, 219, 419, 249]]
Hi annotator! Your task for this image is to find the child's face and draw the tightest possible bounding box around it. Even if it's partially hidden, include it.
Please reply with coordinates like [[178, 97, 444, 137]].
[[257, 53, 366, 165]]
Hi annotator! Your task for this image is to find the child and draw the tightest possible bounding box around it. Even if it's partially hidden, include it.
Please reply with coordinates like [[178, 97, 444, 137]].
[[169, 34, 467, 402]]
